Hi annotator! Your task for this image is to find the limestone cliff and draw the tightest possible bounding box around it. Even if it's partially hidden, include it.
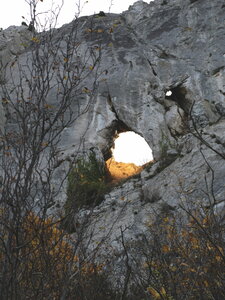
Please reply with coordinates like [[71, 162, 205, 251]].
[[1, 0, 225, 257]]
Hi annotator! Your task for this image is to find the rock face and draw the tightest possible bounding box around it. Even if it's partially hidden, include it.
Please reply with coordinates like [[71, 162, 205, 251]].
[[0, 26, 32, 132], [1, 0, 225, 254], [0, 25, 32, 67]]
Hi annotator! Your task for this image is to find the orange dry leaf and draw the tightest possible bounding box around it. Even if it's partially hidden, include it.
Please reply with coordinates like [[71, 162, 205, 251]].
[[82, 87, 91, 93], [190, 268, 196, 273], [218, 247, 224, 255], [215, 255, 222, 262], [189, 236, 199, 248], [204, 280, 209, 287], [44, 103, 53, 109], [162, 245, 170, 253], [147, 287, 161, 299], [160, 287, 167, 296], [41, 142, 49, 147], [163, 217, 169, 223], [31, 37, 40, 43]]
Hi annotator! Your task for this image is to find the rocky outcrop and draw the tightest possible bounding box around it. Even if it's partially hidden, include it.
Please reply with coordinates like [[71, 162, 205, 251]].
[[1, 0, 225, 255], [0, 26, 32, 132], [0, 25, 32, 67]]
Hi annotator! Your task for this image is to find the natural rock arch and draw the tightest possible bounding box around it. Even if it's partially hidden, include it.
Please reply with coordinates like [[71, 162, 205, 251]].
[[106, 130, 154, 182]]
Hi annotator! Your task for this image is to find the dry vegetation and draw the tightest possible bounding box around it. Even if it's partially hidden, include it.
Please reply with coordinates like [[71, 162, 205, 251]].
[[106, 157, 144, 182], [2, 205, 225, 299]]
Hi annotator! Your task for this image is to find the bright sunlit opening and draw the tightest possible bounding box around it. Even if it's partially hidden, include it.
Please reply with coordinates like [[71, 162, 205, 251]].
[[112, 131, 153, 166], [166, 90, 172, 96]]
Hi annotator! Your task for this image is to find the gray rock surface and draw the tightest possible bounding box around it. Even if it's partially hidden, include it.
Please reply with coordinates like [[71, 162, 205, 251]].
[[1, 0, 225, 254], [0, 100, 5, 134], [0, 26, 32, 133], [0, 25, 32, 67]]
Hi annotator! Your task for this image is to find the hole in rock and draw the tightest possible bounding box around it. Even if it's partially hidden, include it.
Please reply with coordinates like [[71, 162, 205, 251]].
[[106, 131, 153, 182], [166, 90, 172, 97], [165, 85, 189, 112]]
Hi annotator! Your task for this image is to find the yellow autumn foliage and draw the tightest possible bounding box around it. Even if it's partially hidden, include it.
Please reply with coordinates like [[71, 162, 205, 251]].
[[143, 212, 225, 299], [147, 287, 161, 299], [147, 286, 167, 299], [0, 211, 103, 298]]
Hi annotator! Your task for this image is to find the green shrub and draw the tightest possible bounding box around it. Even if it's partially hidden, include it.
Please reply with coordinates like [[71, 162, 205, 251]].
[[65, 151, 109, 213]]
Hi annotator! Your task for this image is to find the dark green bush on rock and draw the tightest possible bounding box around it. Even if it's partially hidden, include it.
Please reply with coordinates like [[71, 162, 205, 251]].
[[66, 152, 109, 213]]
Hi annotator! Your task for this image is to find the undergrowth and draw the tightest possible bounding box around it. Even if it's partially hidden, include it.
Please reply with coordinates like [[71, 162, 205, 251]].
[[65, 152, 110, 214]]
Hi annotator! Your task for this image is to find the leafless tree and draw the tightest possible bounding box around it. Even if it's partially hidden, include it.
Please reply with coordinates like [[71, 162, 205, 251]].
[[0, 1, 114, 298]]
